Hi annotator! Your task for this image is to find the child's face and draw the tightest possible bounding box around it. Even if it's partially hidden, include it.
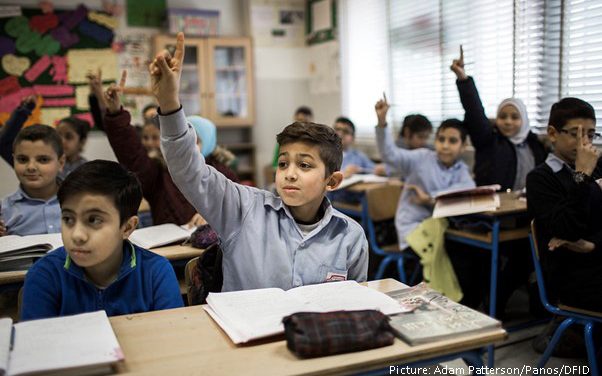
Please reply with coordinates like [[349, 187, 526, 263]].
[[496, 105, 522, 138], [276, 142, 339, 221], [61, 193, 137, 270], [141, 124, 160, 153], [406, 130, 431, 149], [434, 127, 466, 167], [334, 122, 354, 149], [548, 118, 596, 164], [56, 122, 84, 160], [13, 140, 64, 194]]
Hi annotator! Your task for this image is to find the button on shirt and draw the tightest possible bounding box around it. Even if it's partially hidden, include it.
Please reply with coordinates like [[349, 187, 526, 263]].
[[376, 126, 475, 250], [1, 187, 61, 236], [159, 109, 368, 292]]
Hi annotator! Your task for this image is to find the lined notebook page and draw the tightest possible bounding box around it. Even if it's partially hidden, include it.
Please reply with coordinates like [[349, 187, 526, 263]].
[[0, 233, 62, 255]]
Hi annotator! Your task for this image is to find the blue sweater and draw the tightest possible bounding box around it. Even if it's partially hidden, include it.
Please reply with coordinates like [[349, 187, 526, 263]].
[[21, 241, 184, 321]]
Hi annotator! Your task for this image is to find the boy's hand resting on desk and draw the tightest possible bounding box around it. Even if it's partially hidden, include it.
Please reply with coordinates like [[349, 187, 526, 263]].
[[149, 32, 184, 113], [103, 70, 127, 115], [548, 237, 595, 253], [575, 125, 601, 176], [343, 165, 361, 178], [375, 94, 389, 128], [450, 45, 468, 81], [0, 220, 6, 237], [405, 184, 434, 206], [373, 164, 387, 176]]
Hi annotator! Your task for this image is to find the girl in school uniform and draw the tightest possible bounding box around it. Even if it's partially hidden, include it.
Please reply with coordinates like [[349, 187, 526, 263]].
[[55, 116, 90, 179]]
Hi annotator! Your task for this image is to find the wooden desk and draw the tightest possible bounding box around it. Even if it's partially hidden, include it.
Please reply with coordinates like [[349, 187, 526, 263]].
[[110, 279, 506, 375], [332, 180, 403, 225]]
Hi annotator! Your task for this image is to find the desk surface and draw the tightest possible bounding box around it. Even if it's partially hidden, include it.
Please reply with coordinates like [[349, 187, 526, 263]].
[[481, 192, 527, 216], [346, 179, 403, 193], [110, 279, 506, 376]]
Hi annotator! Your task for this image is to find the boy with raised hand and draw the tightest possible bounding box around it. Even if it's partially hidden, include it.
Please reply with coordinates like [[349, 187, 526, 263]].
[[21, 160, 183, 320], [150, 33, 368, 291], [1, 124, 65, 236], [527, 97, 602, 312]]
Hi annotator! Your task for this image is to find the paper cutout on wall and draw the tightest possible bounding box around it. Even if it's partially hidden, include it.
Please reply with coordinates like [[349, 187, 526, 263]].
[[33, 85, 74, 97], [59, 4, 88, 30], [29, 13, 59, 34], [36, 34, 60, 56], [75, 84, 109, 110], [0, 76, 21, 97], [67, 49, 118, 83], [0, 6, 22, 19], [43, 97, 76, 107], [24, 55, 51, 82], [5, 16, 29, 37], [2, 54, 31, 76], [0, 36, 16, 56], [23, 96, 43, 126], [40, 107, 70, 126], [88, 11, 118, 30], [39, 1, 54, 14], [114, 33, 151, 88], [78, 19, 114, 44], [50, 56, 67, 83], [15, 30, 60, 56], [51, 26, 80, 49], [74, 112, 93, 125], [0, 88, 35, 113], [102, 0, 123, 16], [0, 112, 9, 125]]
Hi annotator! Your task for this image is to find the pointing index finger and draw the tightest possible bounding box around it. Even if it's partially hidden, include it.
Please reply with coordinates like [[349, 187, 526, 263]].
[[460, 45, 464, 63], [119, 70, 127, 89], [173, 32, 185, 67]]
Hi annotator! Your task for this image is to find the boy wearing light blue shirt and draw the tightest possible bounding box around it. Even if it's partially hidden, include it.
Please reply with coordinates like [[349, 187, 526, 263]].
[[150, 33, 368, 292], [0, 125, 65, 236]]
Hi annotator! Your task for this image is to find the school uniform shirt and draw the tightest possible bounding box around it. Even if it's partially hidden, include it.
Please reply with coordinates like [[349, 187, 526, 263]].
[[376, 126, 475, 250], [59, 156, 88, 180], [159, 108, 368, 292], [1, 187, 61, 235], [341, 148, 375, 172], [21, 241, 183, 321]]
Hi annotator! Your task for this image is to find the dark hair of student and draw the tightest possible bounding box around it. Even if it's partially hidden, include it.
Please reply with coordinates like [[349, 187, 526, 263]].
[[13, 124, 64, 157], [294, 106, 313, 118], [400, 114, 433, 138], [548, 97, 596, 131], [142, 104, 159, 116], [276, 122, 343, 177], [335, 116, 355, 136], [58, 160, 143, 225], [59, 117, 91, 142], [437, 118, 468, 143]]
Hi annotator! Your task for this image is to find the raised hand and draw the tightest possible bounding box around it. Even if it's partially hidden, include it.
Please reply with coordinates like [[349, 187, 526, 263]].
[[149, 32, 184, 113], [20, 95, 37, 111], [405, 184, 433, 206], [575, 124, 601, 176], [375, 92, 389, 127], [548, 237, 594, 253], [103, 70, 127, 114], [450, 45, 468, 81]]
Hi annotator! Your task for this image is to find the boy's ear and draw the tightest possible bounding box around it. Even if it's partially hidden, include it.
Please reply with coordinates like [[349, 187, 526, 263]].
[[58, 154, 66, 170], [325, 171, 344, 192], [547, 125, 558, 143], [121, 216, 139, 239]]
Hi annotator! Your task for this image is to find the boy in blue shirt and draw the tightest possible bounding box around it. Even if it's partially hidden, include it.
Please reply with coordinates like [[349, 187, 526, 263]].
[[21, 160, 183, 320], [150, 33, 368, 292], [0, 124, 65, 236]]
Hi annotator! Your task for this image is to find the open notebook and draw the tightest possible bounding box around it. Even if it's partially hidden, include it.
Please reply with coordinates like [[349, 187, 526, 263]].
[[129, 223, 195, 249], [336, 174, 390, 190], [0, 310, 123, 376], [0, 233, 63, 271], [432, 184, 501, 218], [204, 280, 404, 344]]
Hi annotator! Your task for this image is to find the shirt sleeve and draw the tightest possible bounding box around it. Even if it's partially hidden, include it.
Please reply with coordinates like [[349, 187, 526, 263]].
[[375, 126, 423, 177], [346, 223, 369, 282], [0, 104, 32, 166], [151, 258, 184, 310], [21, 260, 60, 321], [456, 77, 496, 149]]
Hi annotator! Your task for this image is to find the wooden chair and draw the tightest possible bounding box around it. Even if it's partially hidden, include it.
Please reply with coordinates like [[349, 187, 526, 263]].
[[364, 184, 420, 284], [529, 220, 602, 373]]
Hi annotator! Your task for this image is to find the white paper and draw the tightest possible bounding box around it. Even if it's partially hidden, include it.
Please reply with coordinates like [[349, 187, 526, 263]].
[[0, 6, 21, 18], [0, 233, 62, 255], [336, 174, 389, 190], [311, 0, 331, 32], [129, 223, 192, 249], [0, 318, 12, 374], [433, 194, 501, 218]]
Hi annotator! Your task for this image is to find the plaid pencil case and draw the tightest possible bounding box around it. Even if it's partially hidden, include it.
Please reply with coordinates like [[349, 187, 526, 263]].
[[282, 310, 395, 358]]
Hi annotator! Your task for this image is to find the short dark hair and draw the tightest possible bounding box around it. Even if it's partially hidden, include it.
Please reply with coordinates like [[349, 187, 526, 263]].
[[142, 104, 158, 116], [548, 97, 596, 131], [294, 106, 313, 118], [13, 124, 63, 157], [276, 122, 342, 176], [59, 117, 90, 142], [58, 160, 143, 225], [400, 114, 432, 138], [437, 118, 468, 143], [335, 116, 355, 136]]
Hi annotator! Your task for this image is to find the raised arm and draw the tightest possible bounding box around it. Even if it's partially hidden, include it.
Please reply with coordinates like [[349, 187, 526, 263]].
[[86, 69, 106, 131], [0, 96, 36, 166]]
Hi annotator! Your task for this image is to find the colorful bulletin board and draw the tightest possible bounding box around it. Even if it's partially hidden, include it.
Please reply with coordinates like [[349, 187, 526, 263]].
[[0, 4, 118, 128]]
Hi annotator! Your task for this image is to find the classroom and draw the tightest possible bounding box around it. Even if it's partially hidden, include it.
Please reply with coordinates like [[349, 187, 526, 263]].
[[0, 0, 601, 374]]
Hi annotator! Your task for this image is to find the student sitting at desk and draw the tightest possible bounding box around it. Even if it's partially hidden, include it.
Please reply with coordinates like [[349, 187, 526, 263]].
[[1, 125, 65, 236], [527, 97, 602, 312], [21, 160, 184, 320], [151, 33, 368, 291], [396, 114, 433, 150]]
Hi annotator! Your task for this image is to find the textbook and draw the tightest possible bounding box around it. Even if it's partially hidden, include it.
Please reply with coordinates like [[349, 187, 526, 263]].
[[336, 174, 390, 190], [0, 233, 63, 271], [204, 280, 404, 344], [432, 184, 501, 218], [0, 310, 124, 376], [129, 223, 195, 249], [386, 283, 501, 345]]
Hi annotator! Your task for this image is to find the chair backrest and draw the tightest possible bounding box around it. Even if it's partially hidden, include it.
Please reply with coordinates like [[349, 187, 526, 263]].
[[529, 220, 558, 314], [365, 184, 402, 222], [185, 256, 200, 306]]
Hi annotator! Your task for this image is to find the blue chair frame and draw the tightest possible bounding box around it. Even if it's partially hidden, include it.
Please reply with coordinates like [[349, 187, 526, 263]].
[[529, 221, 601, 373]]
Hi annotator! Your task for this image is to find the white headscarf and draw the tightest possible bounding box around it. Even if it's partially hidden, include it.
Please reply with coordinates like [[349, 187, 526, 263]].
[[497, 98, 530, 145]]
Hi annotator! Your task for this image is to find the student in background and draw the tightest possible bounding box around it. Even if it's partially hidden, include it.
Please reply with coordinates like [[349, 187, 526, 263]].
[[335, 116, 386, 178], [55, 117, 89, 179], [527, 97, 602, 312], [21, 160, 183, 320], [272, 106, 314, 169], [396, 114, 433, 150], [142, 104, 159, 122], [151, 33, 367, 291], [0, 96, 37, 166], [451, 46, 547, 191], [0, 125, 65, 236]]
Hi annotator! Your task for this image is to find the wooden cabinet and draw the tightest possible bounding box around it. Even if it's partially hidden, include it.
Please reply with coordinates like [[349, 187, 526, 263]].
[[154, 36, 256, 183]]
